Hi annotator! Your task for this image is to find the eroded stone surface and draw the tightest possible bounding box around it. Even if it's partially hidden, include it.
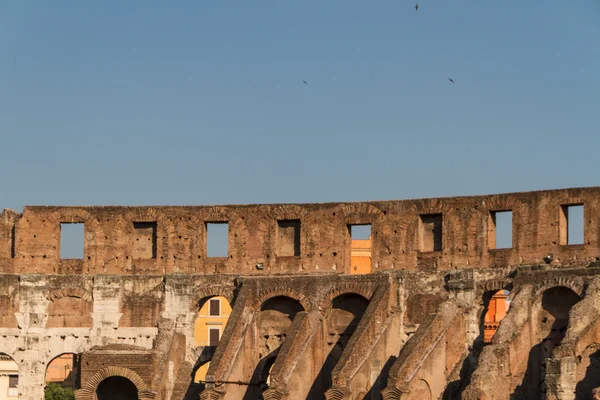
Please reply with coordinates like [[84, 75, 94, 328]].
[[1, 187, 600, 399]]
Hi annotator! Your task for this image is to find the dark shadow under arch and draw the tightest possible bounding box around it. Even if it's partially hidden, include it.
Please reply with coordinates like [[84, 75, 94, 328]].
[[260, 295, 305, 319], [443, 285, 513, 400], [512, 286, 581, 400], [240, 296, 306, 399], [96, 376, 138, 400], [307, 292, 369, 400]]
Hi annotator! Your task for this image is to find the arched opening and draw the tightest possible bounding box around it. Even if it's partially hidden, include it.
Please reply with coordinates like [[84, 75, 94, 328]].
[[481, 289, 511, 344], [242, 296, 305, 399], [512, 286, 581, 400], [257, 296, 305, 359], [260, 296, 304, 319], [96, 376, 138, 400], [328, 293, 369, 345], [187, 295, 233, 396], [45, 353, 79, 390], [444, 287, 513, 399], [193, 296, 232, 379], [308, 293, 369, 399], [0, 353, 19, 399]]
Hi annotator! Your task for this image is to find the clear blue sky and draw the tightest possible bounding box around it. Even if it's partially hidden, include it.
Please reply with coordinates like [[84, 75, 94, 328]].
[[1, 1, 599, 212]]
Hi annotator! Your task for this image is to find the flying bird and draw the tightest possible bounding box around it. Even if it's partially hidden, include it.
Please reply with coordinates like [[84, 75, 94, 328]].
[[303, 80, 308, 85], [448, 78, 455, 84], [415, 3, 419, 11]]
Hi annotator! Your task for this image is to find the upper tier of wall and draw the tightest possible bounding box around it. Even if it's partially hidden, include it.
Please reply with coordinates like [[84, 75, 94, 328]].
[[1, 187, 599, 275]]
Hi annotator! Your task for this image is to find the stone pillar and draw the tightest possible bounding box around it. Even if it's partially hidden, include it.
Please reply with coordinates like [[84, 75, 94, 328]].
[[18, 350, 46, 400], [545, 357, 577, 400]]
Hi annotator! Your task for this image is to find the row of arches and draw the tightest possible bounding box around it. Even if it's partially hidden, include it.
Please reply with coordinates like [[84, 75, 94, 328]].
[[186, 291, 371, 399]]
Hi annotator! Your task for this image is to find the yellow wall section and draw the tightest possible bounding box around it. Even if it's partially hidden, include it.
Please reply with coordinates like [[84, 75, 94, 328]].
[[193, 296, 231, 382], [350, 238, 372, 274]]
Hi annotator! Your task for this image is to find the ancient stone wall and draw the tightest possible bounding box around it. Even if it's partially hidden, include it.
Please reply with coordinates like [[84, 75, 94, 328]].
[[2, 187, 599, 275], [1, 187, 600, 399]]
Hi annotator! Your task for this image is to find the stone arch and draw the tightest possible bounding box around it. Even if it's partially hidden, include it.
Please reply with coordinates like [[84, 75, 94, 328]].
[[484, 195, 522, 214], [326, 292, 369, 336], [75, 366, 156, 400], [408, 197, 447, 215], [191, 287, 236, 311], [45, 352, 79, 389], [479, 279, 512, 296], [534, 276, 585, 298], [337, 203, 385, 223], [255, 289, 310, 312], [319, 284, 374, 313], [480, 286, 512, 344], [47, 287, 93, 303]]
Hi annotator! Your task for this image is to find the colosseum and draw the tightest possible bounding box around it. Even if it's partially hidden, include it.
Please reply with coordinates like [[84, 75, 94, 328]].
[[1, 187, 600, 400]]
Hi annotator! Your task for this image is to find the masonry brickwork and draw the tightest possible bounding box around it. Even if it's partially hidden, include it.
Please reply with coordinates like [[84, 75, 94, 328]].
[[0, 187, 599, 399]]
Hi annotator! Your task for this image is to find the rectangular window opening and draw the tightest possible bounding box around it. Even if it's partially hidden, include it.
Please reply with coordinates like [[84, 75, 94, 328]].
[[349, 224, 371, 241], [8, 375, 18, 388], [60, 223, 84, 259], [132, 222, 157, 259], [209, 298, 221, 316], [489, 211, 513, 249], [209, 328, 221, 346], [560, 204, 584, 245], [277, 220, 301, 256], [419, 214, 442, 252], [349, 224, 372, 274], [206, 222, 229, 257]]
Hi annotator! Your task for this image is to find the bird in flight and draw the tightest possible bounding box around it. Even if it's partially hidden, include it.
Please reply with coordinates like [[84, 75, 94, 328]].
[[415, 3, 419, 11], [448, 78, 455, 84], [303, 80, 308, 85]]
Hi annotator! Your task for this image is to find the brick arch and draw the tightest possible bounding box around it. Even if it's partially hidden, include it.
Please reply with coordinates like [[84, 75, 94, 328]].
[[255, 290, 310, 312], [408, 197, 447, 215], [251, 205, 312, 260], [125, 208, 175, 254], [47, 287, 92, 303], [267, 204, 309, 221], [478, 279, 512, 297], [337, 203, 385, 223], [484, 195, 522, 213], [198, 206, 247, 260], [535, 276, 585, 298], [75, 366, 156, 400], [46, 287, 93, 328], [47, 209, 106, 261], [192, 287, 236, 311], [320, 284, 374, 313]]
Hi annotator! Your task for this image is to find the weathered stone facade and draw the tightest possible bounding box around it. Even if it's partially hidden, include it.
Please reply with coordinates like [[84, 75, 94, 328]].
[[1, 187, 600, 399]]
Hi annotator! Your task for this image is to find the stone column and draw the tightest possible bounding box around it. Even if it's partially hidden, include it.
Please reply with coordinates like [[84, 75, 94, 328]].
[[18, 350, 46, 400], [545, 357, 577, 400]]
